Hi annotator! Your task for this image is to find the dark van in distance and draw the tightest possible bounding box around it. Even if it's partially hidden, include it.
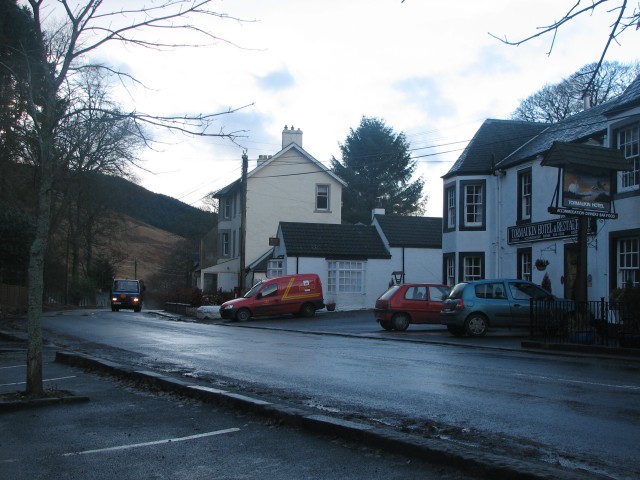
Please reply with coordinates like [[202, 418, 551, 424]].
[[111, 278, 145, 312]]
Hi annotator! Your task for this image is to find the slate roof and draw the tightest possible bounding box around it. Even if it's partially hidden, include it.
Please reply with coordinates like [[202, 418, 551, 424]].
[[496, 101, 611, 169], [604, 74, 640, 116], [447, 74, 640, 175], [279, 222, 390, 259], [374, 215, 442, 248], [443, 119, 548, 179]]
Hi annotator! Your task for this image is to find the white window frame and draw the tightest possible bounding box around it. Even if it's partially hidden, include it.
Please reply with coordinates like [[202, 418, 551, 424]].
[[462, 255, 482, 281], [221, 233, 230, 257], [446, 256, 455, 286], [618, 237, 639, 287], [520, 171, 532, 221], [618, 124, 639, 191], [316, 184, 330, 211], [267, 259, 284, 278], [463, 184, 483, 227], [447, 187, 456, 229], [520, 251, 532, 281], [327, 260, 364, 293], [222, 197, 232, 220]]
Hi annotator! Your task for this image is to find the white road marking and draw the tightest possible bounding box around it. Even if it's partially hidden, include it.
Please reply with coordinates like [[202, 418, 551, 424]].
[[513, 372, 640, 390], [0, 365, 24, 370], [0, 375, 76, 387], [62, 428, 241, 456]]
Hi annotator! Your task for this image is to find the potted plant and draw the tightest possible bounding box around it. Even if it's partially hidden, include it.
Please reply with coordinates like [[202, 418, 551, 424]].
[[541, 273, 552, 293], [325, 296, 336, 312], [535, 258, 549, 271]]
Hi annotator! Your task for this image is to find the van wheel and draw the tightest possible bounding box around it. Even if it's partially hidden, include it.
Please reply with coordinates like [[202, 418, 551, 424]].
[[465, 314, 488, 337], [111, 306, 116, 312], [392, 314, 410, 331], [134, 306, 141, 313], [235, 308, 251, 322], [300, 303, 315, 318]]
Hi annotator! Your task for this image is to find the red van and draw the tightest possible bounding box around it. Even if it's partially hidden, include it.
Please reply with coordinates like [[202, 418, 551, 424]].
[[219, 274, 325, 322], [375, 283, 450, 331]]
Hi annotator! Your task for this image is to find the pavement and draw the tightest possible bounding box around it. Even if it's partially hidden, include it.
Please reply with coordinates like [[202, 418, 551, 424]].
[[0, 311, 635, 480]]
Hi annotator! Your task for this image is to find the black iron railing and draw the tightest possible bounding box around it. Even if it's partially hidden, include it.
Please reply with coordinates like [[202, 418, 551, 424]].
[[530, 298, 640, 348]]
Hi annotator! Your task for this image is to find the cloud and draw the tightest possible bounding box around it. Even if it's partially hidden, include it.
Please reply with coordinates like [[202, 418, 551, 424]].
[[394, 76, 457, 123], [256, 68, 295, 91]]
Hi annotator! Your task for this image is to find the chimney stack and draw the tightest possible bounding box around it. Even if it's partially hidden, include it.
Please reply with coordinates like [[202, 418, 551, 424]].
[[282, 125, 303, 149]]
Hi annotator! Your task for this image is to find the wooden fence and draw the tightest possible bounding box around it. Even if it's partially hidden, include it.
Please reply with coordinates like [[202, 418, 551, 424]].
[[1, 283, 27, 314]]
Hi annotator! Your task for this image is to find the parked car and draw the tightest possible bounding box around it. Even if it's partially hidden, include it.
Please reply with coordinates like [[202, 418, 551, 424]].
[[375, 283, 450, 331], [440, 279, 572, 337], [219, 273, 324, 322]]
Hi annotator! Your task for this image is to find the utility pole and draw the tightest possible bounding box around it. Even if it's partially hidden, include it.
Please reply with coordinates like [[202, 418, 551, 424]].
[[239, 150, 248, 293]]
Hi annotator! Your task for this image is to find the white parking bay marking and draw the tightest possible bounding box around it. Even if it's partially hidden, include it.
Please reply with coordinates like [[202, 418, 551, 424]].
[[62, 428, 241, 456], [0, 375, 76, 387]]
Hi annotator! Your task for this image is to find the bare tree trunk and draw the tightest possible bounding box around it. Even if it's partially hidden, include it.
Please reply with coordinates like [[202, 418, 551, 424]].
[[26, 162, 53, 395]]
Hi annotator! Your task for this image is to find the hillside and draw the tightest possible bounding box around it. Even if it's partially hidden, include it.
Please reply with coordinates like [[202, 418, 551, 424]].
[[95, 174, 216, 239], [0, 162, 217, 296], [0, 162, 216, 240]]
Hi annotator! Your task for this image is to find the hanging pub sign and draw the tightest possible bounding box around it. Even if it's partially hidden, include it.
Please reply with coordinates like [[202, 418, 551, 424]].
[[562, 165, 611, 213], [541, 142, 631, 220]]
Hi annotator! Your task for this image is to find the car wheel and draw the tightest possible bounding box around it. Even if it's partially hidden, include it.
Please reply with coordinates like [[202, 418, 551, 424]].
[[392, 314, 410, 331], [465, 314, 488, 337], [446, 325, 465, 337], [300, 303, 315, 318], [111, 306, 116, 312], [134, 306, 141, 313], [380, 320, 393, 331], [235, 308, 251, 322]]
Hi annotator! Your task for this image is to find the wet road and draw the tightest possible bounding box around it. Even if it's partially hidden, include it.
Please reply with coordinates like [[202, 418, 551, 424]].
[[40, 309, 640, 479]]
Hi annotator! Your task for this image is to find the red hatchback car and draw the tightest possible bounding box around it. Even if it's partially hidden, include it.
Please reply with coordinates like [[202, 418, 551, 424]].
[[375, 283, 451, 331]]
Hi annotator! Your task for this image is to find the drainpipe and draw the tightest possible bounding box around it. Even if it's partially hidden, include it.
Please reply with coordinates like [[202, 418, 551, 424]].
[[402, 248, 405, 282], [494, 170, 506, 277]]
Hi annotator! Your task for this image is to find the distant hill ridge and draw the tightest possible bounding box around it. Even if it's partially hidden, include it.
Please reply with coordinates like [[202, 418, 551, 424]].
[[0, 162, 216, 240], [96, 175, 216, 239]]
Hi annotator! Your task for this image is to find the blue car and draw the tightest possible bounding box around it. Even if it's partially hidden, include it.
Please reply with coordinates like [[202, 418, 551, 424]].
[[440, 279, 571, 337]]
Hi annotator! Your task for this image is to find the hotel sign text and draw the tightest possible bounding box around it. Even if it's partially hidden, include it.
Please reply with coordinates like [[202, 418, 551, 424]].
[[507, 217, 591, 244]]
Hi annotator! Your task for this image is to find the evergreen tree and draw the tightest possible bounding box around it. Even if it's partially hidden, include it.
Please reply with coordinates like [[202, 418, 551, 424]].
[[331, 117, 425, 224]]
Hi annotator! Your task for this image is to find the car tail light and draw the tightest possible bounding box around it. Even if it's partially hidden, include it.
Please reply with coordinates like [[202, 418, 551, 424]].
[[375, 300, 388, 309], [455, 299, 465, 311]]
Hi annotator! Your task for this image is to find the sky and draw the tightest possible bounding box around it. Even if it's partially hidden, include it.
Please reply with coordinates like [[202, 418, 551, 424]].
[[91, 0, 639, 217]]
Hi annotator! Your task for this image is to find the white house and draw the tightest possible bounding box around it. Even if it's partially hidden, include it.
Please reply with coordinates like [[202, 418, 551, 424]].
[[372, 213, 443, 284], [442, 75, 640, 301], [200, 126, 346, 292], [272, 221, 392, 310]]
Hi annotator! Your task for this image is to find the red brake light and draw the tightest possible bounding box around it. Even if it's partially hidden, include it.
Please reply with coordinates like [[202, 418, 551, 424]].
[[455, 299, 465, 311]]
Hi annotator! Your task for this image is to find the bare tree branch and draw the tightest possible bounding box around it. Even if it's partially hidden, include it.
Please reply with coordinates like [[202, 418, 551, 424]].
[[489, 1, 638, 98]]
